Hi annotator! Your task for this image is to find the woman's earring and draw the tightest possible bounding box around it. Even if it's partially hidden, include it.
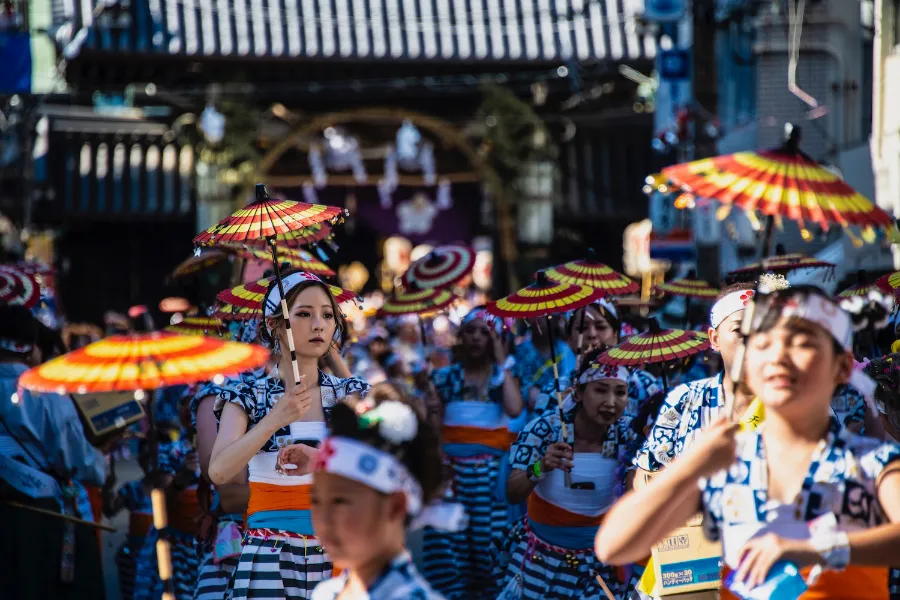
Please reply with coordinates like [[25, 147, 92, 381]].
[[273, 337, 282, 358]]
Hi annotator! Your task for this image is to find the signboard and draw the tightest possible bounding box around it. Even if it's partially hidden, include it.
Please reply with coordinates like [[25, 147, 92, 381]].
[[650, 228, 696, 262]]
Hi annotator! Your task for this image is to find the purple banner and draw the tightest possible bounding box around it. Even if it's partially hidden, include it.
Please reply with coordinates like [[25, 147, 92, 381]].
[[277, 183, 482, 245]]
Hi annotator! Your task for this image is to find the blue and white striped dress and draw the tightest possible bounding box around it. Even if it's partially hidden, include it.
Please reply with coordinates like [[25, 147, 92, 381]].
[[312, 552, 444, 599]]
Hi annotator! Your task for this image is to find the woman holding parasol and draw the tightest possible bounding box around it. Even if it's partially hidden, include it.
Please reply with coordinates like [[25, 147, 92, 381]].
[[497, 350, 639, 599], [422, 307, 523, 600], [208, 270, 370, 599]]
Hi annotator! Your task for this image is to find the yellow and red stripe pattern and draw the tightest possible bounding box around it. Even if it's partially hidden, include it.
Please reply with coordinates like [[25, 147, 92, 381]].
[[170, 251, 228, 279], [600, 329, 709, 366], [662, 150, 894, 229], [164, 316, 226, 338], [875, 271, 900, 297], [837, 282, 880, 299], [216, 277, 359, 318], [487, 273, 603, 319], [729, 253, 834, 276], [243, 223, 333, 248], [544, 260, 638, 296], [653, 278, 719, 299], [400, 245, 475, 291], [378, 288, 459, 317], [223, 245, 336, 277], [18, 332, 269, 394], [0, 265, 40, 308], [193, 197, 344, 246]]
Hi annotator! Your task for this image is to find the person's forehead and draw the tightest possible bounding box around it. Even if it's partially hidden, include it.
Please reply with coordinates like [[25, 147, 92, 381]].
[[718, 310, 745, 328], [294, 285, 331, 303]]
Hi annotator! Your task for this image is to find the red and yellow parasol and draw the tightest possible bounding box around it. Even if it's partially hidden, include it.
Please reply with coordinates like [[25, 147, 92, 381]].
[[728, 253, 835, 278], [0, 265, 40, 308], [400, 245, 475, 291], [653, 278, 718, 299], [224, 245, 336, 278], [875, 271, 900, 298], [597, 318, 709, 393], [214, 302, 259, 322], [164, 316, 226, 338], [486, 271, 602, 318], [243, 223, 334, 248], [194, 184, 345, 385], [837, 283, 880, 299], [544, 250, 638, 297], [661, 127, 894, 238], [377, 288, 459, 317], [171, 250, 228, 279]]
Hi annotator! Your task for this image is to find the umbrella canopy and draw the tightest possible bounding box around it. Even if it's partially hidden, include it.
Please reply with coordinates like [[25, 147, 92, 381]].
[[193, 185, 344, 247], [378, 288, 459, 317], [171, 250, 228, 279], [18, 332, 269, 394], [217, 277, 359, 316], [0, 265, 40, 308], [486, 271, 602, 319], [214, 302, 259, 322], [164, 316, 226, 338], [400, 245, 475, 291], [661, 127, 893, 232], [837, 283, 880, 299], [728, 252, 835, 278], [224, 245, 336, 278], [654, 278, 719, 299], [597, 319, 709, 367], [242, 223, 333, 248], [544, 250, 638, 297], [875, 271, 900, 298]]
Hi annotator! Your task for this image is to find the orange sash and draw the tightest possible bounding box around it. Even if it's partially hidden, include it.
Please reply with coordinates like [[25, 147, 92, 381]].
[[720, 565, 889, 599], [442, 425, 513, 451], [247, 482, 312, 516], [129, 512, 153, 538], [527, 492, 605, 528], [168, 487, 201, 535]]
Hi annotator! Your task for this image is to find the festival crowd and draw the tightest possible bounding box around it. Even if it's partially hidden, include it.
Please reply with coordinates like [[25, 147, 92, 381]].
[[1, 264, 900, 600]]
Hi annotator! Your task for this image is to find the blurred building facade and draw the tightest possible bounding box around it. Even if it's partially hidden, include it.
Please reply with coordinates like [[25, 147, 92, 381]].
[[873, 0, 900, 268]]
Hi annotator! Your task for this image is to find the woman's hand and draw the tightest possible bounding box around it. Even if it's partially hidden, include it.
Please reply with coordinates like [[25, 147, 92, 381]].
[[275, 443, 319, 476], [540, 441, 573, 473], [270, 376, 313, 427], [680, 417, 739, 479], [734, 534, 821, 589]]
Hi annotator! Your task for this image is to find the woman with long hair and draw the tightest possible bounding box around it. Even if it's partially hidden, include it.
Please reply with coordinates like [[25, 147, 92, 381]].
[[596, 285, 900, 598], [422, 307, 522, 600], [309, 387, 448, 599], [497, 349, 638, 599], [208, 270, 370, 599]]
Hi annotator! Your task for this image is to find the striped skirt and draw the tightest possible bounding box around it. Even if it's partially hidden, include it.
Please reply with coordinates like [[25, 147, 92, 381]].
[[422, 454, 510, 600], [493, 519, 624, 600], [227, 529, 332, 600], [115, 536, 146, 600], [134, 529, 201, 600], [194, 548, 241, 600]]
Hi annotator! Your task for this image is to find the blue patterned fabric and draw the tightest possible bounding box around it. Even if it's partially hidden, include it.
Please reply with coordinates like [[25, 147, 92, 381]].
[[430, 363, 505, 405], [633, 375, 724, 473], [313, 552, 443, 599], [832, 384, 866, 428], [700, 420, 900, 543], [513, 338, 576, 391], [211, 367, 370, 452]]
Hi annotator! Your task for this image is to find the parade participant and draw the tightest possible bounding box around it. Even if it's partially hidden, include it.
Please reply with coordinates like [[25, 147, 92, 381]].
[[102, 442, 154, 600], [191, 385, 250, 600], [0, 305, 107, 599], [497, 350, 638, 599], [597, 285, 900, 598], [209, 270, 369, 599], [390, 315, 427, 372], [423, 307, 523, 600], [310, 389, 448, 599], [133, 432, 202, 600]]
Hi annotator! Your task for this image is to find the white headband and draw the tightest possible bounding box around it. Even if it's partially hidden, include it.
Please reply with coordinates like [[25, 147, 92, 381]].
[[577, 363, 629, 385], [264, 272, 326, 318], [757, 293, 853, 351], [313, 436, 424, 515], [710, 290, 755, 329]]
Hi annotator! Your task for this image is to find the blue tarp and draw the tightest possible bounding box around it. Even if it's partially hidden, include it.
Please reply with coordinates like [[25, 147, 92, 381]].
[[0, 32, 30, 93]]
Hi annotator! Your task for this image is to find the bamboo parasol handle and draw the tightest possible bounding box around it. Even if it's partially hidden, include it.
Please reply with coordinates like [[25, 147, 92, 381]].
[[2, 500, 117, 532]]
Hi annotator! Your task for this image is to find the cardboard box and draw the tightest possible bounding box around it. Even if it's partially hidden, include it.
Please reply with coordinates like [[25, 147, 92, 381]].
[[71, 391, 145, 437], [635, 470, 723, 597]]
